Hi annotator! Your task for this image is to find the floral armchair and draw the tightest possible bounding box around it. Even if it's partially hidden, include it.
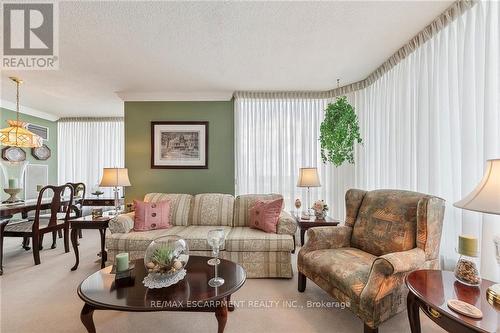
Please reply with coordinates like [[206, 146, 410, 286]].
[[297, 189, 445, 333]]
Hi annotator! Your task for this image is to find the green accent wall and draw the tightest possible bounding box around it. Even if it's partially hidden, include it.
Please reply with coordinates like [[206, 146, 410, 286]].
[[0, 108, 58, 197], [124, 101, 234, 201]]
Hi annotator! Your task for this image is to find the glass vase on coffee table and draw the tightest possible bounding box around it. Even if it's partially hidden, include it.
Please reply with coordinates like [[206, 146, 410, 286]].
[[207, 229, 225, 287]]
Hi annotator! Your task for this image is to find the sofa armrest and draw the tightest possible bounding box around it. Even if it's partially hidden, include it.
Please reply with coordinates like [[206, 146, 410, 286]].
[[300, 226, 352, 253], [276, 210, 297, 235], [108, 212, 135, 234], [360, 248, 426, 310]]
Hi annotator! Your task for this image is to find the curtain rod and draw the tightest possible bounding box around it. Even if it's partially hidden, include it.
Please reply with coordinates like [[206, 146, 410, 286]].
[[58, 117, 124, 122]]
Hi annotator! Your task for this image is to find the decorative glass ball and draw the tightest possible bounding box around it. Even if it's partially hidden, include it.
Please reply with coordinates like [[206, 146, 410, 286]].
[[144, 235, 189, 277]]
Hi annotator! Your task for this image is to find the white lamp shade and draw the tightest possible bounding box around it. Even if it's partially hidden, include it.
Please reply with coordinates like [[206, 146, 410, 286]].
[[454, 159, 500, 215], [297, 167, 321, 187], [99, 168, 131, 187]]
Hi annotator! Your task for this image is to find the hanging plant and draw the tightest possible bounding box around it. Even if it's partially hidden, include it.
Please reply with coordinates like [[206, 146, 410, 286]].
[[319, 96, 362, 167]]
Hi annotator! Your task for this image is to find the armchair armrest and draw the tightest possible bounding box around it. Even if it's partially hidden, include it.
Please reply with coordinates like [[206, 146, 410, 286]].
[[360, 248, 425, 310], [276, 210, 297, 235], [300, 226, 352, 253], [376, 247, 426, 275], [108, 212, 135, 234]]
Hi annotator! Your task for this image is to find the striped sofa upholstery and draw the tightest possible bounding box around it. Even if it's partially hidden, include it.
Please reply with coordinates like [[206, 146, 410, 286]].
[[144, 193, 192, 226], [106, 192, 297, 278]]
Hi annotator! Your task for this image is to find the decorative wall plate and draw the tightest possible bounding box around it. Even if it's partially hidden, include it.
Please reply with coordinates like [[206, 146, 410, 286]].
[[31, 144, 51, 160], [1, 146, 26, 162]]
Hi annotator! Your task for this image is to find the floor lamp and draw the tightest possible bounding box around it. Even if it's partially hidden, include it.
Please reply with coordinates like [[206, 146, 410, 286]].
[[297, 167, 321, 216], [454, 159, 500, 305]]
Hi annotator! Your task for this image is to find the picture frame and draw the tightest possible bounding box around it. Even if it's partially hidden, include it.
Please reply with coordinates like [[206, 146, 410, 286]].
[[31, 144, 52, 160], [1, 146, 26, 162], [151, 121, 208, 169]]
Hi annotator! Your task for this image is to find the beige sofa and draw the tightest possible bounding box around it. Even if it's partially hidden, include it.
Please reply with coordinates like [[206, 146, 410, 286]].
[[106, 193, 297, 278]]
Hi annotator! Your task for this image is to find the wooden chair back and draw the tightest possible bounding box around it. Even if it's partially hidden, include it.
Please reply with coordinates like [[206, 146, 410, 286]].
[[33, 184, 74, 231], [66, 182, 86, 209]]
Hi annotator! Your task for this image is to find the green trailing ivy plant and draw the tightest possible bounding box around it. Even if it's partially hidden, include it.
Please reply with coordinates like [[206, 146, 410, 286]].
[[319, 96, 362, 166]]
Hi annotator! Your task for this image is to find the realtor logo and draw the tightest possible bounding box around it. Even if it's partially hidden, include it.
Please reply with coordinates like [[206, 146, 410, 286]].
[[2, 1, 59, 69]]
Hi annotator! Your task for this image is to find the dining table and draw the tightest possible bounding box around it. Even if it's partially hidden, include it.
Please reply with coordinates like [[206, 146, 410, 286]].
[[0, 197, 74, 275], [0, 196, 122, 275]]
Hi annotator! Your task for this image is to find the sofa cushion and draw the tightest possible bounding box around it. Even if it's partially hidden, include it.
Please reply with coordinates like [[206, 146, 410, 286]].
[[225, 227, 294, 252], [233, 194, 283, 227], [249, 198, 283, 233], [191, 193, 234, 226], [300, 247, 376, 299], [106, 226, 187, 252], [175, 226, 232, 251], [144, 193, 192, 226], [106, 225, 233, 252], [133, 200, 171, 231], [351, 190, 423, 256]]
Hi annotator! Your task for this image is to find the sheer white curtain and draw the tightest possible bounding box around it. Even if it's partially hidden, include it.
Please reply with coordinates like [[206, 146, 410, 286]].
[[235, 1, 500, 279], [348, 0, 500, 279], [58, 118, 125, 197], [235, 94, 354, 216]]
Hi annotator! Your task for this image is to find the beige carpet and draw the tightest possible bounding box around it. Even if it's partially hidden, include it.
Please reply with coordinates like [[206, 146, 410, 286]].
[[1, 230, 445, 333]]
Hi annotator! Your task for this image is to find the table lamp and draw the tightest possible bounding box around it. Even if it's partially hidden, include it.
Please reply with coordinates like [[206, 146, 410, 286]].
[[454, 158, 500, 304], [297, 167, 321, 216], [99, 168, 131, 216]]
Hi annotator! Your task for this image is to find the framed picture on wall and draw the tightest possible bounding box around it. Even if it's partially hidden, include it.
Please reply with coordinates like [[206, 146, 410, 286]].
[[151, 121, 208, 169]]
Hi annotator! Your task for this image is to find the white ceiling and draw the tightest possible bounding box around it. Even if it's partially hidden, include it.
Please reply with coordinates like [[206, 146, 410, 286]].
[[1, 1, 453, 119]]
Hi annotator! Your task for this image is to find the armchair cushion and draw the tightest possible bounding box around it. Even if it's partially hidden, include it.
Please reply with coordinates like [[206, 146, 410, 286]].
[[300, 247, 376, 299], [351, 190, 428, 256]]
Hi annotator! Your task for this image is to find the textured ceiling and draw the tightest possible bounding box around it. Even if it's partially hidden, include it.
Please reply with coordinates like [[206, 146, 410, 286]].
[[1, 1, 453, 118]]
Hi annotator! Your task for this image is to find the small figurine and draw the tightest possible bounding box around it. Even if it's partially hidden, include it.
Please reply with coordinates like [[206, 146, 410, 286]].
[[295, 198, 302, 210]]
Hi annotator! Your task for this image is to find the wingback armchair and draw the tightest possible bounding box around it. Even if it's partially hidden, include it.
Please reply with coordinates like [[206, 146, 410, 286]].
[[297, 189, 445, 333]]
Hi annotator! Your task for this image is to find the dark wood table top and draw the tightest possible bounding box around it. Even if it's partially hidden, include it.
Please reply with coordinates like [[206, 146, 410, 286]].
[[292, 212, 340, 228], [82, 197, 124, 206], [0, 198, 72, 217], [69, 215, 112, 228], [406, 270, 500, 333], [78, 256, 246, 311]]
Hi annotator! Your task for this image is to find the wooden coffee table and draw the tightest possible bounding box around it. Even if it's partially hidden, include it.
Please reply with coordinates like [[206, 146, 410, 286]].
[[292, 212, 340, 245], [406, 269, 499, 333], [78, 256, 246, 333]]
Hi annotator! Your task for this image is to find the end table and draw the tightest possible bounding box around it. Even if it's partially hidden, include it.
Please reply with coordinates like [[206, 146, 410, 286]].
[[292, 212, 340, 246], [70, 215, 112, 271], [406, 269, 499, 333]]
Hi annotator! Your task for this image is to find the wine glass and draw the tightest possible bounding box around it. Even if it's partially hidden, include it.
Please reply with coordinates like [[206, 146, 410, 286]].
[[207, 229, 225, 266], [207, 229, 225, 287]]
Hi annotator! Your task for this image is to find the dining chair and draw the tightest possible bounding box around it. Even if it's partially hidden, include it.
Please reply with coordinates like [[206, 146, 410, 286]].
[[2, 184, 74, 265], [65, 182, 86, 238]]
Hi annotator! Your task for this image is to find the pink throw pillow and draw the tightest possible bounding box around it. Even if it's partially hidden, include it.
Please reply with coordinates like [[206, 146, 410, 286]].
[[249, 198, 283, 233], [133, 200, 171, 231]]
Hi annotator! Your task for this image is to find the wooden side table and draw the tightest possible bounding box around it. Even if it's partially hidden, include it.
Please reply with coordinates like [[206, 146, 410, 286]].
[[292, 212, 340, 246], [406, 269, 499, 333], [70, 215, 112, 271]]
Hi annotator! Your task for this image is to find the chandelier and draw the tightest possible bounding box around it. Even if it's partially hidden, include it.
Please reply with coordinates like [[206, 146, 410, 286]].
[[0, 77, 42, 148]]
